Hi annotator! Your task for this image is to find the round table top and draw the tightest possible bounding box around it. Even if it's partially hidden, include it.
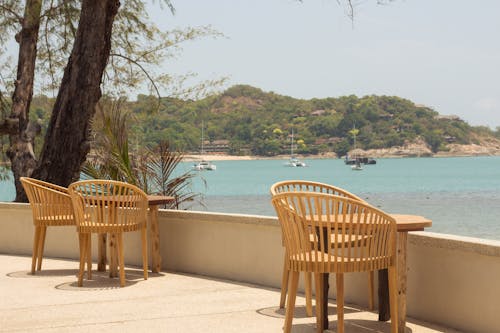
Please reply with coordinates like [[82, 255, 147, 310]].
[[309, 213, 432, 233], [389, 214, 432, 232], [147, 195, 175, 206]]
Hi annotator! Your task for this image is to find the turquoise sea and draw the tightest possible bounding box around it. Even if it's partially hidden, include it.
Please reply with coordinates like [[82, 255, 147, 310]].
[[1, 156, 500, 240], [183, 156, 500, 241]]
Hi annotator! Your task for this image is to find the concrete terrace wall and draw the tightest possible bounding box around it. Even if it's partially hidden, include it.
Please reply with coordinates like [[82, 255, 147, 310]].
[[0, 202, 499, 333], [407, 232, 500, 333]]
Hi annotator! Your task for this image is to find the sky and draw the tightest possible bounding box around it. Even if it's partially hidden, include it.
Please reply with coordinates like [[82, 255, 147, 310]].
[[148, 0, 500, 128]]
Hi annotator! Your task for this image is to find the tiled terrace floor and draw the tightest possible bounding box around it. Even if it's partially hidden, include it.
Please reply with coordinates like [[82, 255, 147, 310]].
[[0, 254, 460, 333]]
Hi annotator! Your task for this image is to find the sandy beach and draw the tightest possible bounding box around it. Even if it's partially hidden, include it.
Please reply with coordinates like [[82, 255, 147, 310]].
[[183, 152, 338, 162], [184, 154, 274, 162]]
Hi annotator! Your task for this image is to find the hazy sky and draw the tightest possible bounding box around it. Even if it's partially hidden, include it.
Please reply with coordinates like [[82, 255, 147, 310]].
[[149, 0, 500, 128]]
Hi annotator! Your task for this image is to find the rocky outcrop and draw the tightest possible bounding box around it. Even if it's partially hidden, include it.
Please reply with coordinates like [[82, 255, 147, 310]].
[[436, 140, 500, 157], [351, 138, 433, 158], [349, 137, 500, 158]]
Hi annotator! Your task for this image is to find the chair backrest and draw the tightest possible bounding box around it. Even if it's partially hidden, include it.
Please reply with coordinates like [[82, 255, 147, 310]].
[[270, 181, 367, 244], [270, 180, 364, 202], [20, 177, 75, 226], [271, 191, 396, 274], [68, 180, 148, 232]]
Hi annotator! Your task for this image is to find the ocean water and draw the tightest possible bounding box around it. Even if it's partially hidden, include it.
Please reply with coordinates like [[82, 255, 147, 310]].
[[182, 156, 500, 241], [1, 156, 500, 240]]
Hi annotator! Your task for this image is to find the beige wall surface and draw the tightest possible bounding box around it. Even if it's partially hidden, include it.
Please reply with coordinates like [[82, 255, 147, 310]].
[[1, 203, 500, 333], [407, 232, 500, 333]]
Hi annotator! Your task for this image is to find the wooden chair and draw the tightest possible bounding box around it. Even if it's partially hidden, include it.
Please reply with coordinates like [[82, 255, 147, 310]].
[[68, 180, 149, 287], [21, 177, 77, 274], [270, 180, 376, 316], [271, 192, 398, 333]]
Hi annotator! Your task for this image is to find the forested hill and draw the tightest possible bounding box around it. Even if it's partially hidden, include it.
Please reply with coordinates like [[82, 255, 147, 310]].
[[32, 85, 500, 157]]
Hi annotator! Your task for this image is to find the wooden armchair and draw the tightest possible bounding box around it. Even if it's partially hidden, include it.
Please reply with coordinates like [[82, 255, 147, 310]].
[[270, 180, 375, 317], [68, 180, 149, 287], [21, 177, 76, 274], [271, 192, 398, 333]]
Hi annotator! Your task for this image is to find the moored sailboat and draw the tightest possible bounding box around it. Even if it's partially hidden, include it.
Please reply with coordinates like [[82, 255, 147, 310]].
[[284, 129, 307, 167], [193, 122, 216, 171]]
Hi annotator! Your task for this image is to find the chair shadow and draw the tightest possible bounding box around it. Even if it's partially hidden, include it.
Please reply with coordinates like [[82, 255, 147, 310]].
[[7, 269, 80, 278], [55, 268, 152, 291], [257, 304, 357, 319], [291, 320, 413, 333], [7, 266, 165, 279]]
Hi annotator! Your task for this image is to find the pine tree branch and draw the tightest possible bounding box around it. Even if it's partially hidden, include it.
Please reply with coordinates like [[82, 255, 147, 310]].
[[109, 52, 161, 108], [0, 4, 22, 23]]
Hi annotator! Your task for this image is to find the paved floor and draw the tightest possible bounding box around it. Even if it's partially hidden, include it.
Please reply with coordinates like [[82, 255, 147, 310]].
[[0, 254, 460, 333]]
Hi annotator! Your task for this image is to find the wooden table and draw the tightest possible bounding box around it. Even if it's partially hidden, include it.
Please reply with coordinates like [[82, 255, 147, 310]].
[[318, 213, 432, 332], [97, 195, 175, 275], [382, 214, 431, 332], [147, 195, 176, 273]]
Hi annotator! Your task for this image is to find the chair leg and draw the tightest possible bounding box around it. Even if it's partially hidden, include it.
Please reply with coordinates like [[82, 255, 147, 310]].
[[117, 233, 126, 287], [77, 233, 86, 287], [305, 272, 313, 317], [314, 273, 324, 333], [280, 253, 289, 309], [97, 233, 107, 272], [86, 234, 92, 280], [388, 266, 399, 333], [109, 233, 118, 278], [336, 273, 345, 333], [31, 226, 41, 274], [36, 226, 47, 271], [284, 271, 299, 333], [368, 270, 375, 311], [141, 227, 148, 280]]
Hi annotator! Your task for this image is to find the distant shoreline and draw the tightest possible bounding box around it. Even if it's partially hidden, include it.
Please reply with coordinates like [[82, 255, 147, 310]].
[[183, 151, 500, 162], [184, 139, 500, 162], [1, 149, 498, 166], [183, 153, 341, 162]]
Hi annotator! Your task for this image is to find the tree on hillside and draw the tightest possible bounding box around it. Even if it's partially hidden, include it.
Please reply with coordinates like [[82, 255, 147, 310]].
[[348, 127, 359, 148]]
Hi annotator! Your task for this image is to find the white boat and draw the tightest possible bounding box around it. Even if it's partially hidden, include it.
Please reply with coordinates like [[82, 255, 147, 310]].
[[284, 129, 307, 167], [285, 157, 307, 167], [193, 160, 217, 171], [193, 121, 216, 171]]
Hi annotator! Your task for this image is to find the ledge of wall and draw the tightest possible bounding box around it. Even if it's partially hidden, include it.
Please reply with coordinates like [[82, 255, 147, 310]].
[[159, 209, 278, 226], [0, 202, 30, 210], [410, 231, 500, 257]]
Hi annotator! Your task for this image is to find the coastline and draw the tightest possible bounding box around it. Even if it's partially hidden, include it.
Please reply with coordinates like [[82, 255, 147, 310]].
[[184, 152, 340, 162], [184, 154, 288, 162], [185, 138, 500, 162], [183, 151, 500, 162]]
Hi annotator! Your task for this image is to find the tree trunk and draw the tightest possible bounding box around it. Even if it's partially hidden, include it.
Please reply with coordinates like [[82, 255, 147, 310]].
[[30, 0, 120, 192], [7, 0, 42, 202]]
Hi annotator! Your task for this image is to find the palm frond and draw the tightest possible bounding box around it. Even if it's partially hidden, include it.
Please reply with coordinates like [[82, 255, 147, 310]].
[[83, 100, 202, 210], [146, 140, 203, 209]]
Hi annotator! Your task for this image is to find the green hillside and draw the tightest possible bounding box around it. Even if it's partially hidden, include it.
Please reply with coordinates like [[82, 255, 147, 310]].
[[30, 85, 500, 157]]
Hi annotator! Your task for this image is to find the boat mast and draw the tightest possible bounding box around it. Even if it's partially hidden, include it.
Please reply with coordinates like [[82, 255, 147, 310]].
[[201, 121, 204, 156], [290, 128, 294, 158], [352, 123, 356, 150]]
